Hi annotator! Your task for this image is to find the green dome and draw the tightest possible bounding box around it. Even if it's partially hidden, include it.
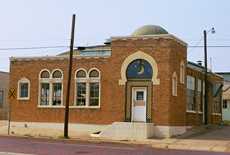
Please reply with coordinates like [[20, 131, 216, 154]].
[[132, 25, 168, 36]]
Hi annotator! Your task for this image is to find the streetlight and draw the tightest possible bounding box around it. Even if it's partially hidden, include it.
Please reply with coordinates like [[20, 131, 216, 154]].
[[204, 27, 215, 125]]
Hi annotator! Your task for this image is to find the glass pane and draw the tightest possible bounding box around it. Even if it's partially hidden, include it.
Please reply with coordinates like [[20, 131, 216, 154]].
[[187, 89, 195, 111], [0, 90, 3, 107], [76, 82, 86, 106], [89, 70, 99, 78], [89, 82, 99, 106], [20, 83, 28, 98], [223, 100, 227, 109], [187, 76, 195, 90], [52, 83, 62, 105], [40, 83, 50, 105], [76, 70, 86, 78], [40, 71, 50, 78], [197, 79, 202, 92], [52, 70, 62, 78], [136, 91, 144, 100]]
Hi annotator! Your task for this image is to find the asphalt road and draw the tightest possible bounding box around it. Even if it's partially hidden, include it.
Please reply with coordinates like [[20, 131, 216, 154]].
[[0, 136, 228, 155]]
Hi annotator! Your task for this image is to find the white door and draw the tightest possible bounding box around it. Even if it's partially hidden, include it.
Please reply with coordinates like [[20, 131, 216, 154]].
[[132, 87, 147, 122]]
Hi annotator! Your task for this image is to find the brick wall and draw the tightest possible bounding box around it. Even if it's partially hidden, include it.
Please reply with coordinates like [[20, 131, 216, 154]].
[[186, 67, 223, 126], [0, 71, 9, 120]]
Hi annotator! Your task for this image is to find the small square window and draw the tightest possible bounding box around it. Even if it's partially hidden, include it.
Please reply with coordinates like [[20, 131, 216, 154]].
[[136, 91, 144, 101], [18, 78, 30, 100]]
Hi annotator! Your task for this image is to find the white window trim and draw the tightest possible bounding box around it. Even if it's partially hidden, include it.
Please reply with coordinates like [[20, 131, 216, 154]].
[[186, 110, 196, 113], [186, 75, 196, 111], [38, 69, 64, 107], [17, 77, 30, 100], [172, 72, 177, 96], [74, 68, 101, 108], [212, 113, 222, 116]]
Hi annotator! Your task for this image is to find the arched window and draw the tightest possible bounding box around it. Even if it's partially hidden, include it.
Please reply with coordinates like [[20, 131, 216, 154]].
[[172, 72, 177, 96], [75, 68, 100, 107], [126, 59, 153, 79], [75, 69, 87, 106], [51, 69, 63, 106], [89, 69, 100, 106], [18, 77, 30, 100], [39, 69, 63, 106], [180, 61, 185, 84]]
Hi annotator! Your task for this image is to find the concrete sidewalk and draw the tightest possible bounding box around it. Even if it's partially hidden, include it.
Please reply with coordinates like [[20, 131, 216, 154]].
[[0, 121, 230, 153]]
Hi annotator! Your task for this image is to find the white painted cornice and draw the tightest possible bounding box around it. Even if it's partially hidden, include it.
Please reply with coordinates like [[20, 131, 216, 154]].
[[111, 34, 187, 47], [10, 55, 110, 62]]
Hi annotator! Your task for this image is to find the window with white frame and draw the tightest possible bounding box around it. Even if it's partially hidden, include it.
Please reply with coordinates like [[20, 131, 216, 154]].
[[213, 83, 222, 114], [213, 93, 221, 114], [76, 69, 87, 106], [187, 75, 195, 111], [75, 68, 100, 107], [18, 78, 30, 100], [180, 61, 185, 84], [0, 90, 4, 107], [172, 72, 177, 96], [197, 79, 203, 112], [223, 100, 228, 109], [39, 69, 63, 106]]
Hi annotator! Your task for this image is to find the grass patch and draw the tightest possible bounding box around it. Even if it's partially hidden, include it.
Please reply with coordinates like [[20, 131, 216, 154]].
[[58, 135, 70, 139], [223, 120, 230, 126]]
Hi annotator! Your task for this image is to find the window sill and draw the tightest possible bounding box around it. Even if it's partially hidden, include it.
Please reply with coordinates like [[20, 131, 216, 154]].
[[212, 113, 222, 116], [186, 110, 196, 113], [198, 111, 203, 114], [37, 105, 65, 108], [17, 98, 30, 101], [69, 106, 100, 109]]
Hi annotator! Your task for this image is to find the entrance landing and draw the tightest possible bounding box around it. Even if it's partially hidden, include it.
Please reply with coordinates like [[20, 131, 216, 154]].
[[98, 122, 155, 140]]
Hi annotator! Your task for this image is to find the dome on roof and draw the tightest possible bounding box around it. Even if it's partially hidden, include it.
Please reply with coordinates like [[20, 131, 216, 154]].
[[132, 25, 168, 36]]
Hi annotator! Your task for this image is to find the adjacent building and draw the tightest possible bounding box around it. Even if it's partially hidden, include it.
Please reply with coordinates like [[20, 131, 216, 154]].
[[216, 72, 230, 121], [9, 25, 223, 138], [0, 71, 9, 120]]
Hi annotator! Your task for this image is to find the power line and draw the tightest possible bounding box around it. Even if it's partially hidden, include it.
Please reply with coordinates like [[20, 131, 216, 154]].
[[0, 46, 69, 51], [188, 45, 230, 48], [0, 45, 230, 52]]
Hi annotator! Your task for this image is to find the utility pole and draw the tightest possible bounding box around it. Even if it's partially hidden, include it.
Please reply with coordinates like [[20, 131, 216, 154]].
[[64, 14, 76, 138], [204, 30, 208, 125]]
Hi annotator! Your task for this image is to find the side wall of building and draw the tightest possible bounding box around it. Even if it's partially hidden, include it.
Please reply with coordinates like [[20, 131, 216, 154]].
[[0, 72, 9, 120], [186, 67, 222, 126]]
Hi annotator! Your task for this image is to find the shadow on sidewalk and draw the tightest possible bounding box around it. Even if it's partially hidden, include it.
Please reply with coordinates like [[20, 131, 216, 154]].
[[175, 125, 230, 141]]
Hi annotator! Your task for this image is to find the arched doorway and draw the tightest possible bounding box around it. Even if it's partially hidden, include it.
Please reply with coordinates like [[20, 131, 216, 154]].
[[125, 59, 153, 123]]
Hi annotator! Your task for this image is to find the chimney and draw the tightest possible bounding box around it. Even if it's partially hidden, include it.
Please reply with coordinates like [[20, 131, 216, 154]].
[[197, 60, 202, 66]]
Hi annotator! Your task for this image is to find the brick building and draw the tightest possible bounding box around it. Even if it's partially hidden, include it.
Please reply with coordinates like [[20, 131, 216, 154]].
[[0, 71, 9, 120], [216, 72, 230, 121], [9, 25, 223, 138]]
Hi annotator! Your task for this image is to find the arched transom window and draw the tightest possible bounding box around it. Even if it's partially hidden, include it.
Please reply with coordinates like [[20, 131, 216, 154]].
[[39, 69, 63, 106], [75, 68, 100, 107], [126, 59, 153, 79]]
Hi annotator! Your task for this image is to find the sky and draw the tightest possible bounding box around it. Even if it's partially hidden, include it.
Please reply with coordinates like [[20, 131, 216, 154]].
[[0, 0, 230, 72]]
